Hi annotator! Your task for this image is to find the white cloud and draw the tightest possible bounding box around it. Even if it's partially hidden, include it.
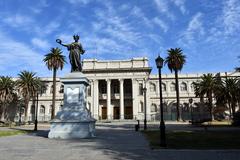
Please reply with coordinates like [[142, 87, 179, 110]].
[[31, 38, 50, 49], [94, 4, 142, 47], [0, 30, 48, 76], [131, 6, 153, 28], [66, 0, 92, 5], [34, 21, 61, 36], [154, 0, 187, 20], [222, 0, 240, 35], [154, 0, 168, 13], [154, 0, 175, 20], [29, 0, 49, 14], [3, 14, 34, 28], [153, 17, 168, 32], [147, 34, 162, 44], [171, 0, 186, 14], [179, 12, 204, 45], [56, 34, 73, 44], [2, 13, 60, 37]]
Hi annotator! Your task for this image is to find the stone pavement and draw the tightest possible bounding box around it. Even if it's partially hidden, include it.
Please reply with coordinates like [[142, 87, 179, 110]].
[[0, 122, 240, 160]]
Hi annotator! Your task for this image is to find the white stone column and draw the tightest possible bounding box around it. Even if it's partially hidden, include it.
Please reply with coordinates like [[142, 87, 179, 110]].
[[145, 80, 151, 121], [132, 79, 138, 119], [119, 79, 124, 120], [93, 80, 99, 119], [107, 79, 111, 120]]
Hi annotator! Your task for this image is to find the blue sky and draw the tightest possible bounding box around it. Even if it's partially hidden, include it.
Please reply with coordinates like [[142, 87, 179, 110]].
[[0, 0, 240, 77]]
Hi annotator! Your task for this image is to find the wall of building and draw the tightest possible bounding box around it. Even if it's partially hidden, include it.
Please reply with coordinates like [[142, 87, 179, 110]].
[[17, 58, 239, 122]]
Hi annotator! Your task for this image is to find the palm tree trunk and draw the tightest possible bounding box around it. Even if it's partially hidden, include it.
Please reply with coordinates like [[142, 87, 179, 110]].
[[0, 104, 6, 121], [208, 93, 214, 121], [24, 99, 29, 122], [174, 70, 181, 121], [51, 68, 57, 120], [228, 101, 232, 118], [231, 100, 236, 116]]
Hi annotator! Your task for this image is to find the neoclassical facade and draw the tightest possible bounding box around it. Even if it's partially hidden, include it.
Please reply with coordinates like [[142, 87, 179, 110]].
[[23, 57, 238, 121]]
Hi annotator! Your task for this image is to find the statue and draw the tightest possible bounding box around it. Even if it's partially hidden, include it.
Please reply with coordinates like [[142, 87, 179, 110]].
[[56, 35, 85, 72]]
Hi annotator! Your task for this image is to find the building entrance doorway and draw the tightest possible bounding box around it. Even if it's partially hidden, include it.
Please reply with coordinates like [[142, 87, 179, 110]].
[[113, 107, 120, 119], [101, 106, 107, 120], [125, 106, 133, 119]]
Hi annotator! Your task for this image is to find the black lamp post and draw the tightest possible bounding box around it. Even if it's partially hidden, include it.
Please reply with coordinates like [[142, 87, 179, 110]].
[[189, 98, 193, 124], [155, 55, 166, 147], [143, 87, 147, 130], [34, 92, 39, 131]]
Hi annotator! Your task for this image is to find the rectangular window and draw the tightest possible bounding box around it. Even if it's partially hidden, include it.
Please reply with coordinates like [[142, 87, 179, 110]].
[[101, 85, 106, 93], [113, 84, 119, 93], [139, 83, 143, 95]]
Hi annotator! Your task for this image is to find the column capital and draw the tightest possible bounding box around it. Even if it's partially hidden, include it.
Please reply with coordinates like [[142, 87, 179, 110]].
[[106, 79, 111, 83], [119, 79, 124, 83]]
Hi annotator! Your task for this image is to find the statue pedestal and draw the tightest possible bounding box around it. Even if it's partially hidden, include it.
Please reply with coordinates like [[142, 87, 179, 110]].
[[48, 72, 96, 139]]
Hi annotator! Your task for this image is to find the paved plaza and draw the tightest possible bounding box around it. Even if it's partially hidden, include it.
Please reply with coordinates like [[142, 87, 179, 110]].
[[0, 122, 240, 160]]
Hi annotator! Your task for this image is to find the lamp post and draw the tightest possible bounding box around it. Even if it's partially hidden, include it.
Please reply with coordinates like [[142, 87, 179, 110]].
[[155, 55, 166, 147], [34, 92, 39, 131], [189, 98, 193, 124], [143, 87, 147, 130]]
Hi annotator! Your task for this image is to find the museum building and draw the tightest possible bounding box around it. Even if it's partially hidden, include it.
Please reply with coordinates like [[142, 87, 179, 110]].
[[23, 57, 236, 122]]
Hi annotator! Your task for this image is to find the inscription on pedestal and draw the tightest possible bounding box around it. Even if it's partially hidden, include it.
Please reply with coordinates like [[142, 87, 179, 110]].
[[67, 87, 80, 103]]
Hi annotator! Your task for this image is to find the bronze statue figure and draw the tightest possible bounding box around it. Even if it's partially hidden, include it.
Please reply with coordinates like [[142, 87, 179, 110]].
[[56, 35, 85, 72]]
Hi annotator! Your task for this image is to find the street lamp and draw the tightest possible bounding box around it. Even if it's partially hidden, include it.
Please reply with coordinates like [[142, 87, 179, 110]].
[[155, 55, 166, 147], [189, 98, 193, 124], [34, 91, 39, 131], [143, 87, 147, 130]]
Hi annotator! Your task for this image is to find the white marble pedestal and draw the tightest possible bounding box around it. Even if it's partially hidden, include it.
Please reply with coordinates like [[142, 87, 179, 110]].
[[48, 72, 96, 139]]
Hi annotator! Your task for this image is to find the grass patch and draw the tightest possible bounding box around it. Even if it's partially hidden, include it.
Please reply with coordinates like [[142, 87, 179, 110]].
[[143, 130, 240, 149], [0, 130, 28, 137]]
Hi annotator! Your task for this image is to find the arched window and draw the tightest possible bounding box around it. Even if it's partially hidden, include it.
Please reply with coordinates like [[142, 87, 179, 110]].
[[170, 83, 176, 91], [150, 83, 156, 92], [59, 85, 64, 93], [40, 105, 45, 114], [151, 104, 157, 112], [162, 83, 166, 92], [180, 82, 187, 91], [139, 101, 144, 112]]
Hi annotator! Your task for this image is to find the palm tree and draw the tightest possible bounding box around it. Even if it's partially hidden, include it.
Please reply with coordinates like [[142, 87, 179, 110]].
[[0, 76, 16, 121], [43, 47, 66, 119], [17, 71, 41, 122], [165, 48, 186, 121], [223, 78, 238, 117], [193, 74, 216, 120]]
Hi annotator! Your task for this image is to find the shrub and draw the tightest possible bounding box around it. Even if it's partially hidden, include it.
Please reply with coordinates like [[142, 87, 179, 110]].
[[232, 112, 240, 126]]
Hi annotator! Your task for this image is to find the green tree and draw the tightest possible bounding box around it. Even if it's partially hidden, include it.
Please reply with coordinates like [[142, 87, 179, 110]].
[[43, 47, 66, 119], [17, 71, 41, 122], [223, 78, 238, 117], [193, 73, 217, 120], [165, 48, 186, 121], [0, 76, 16, 121]]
